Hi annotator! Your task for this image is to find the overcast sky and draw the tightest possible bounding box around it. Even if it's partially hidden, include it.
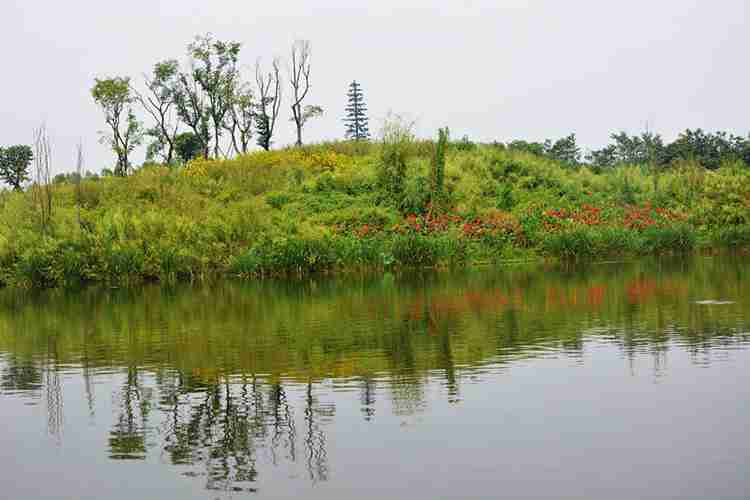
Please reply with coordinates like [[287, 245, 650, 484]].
[[1, 0, 748, 173]]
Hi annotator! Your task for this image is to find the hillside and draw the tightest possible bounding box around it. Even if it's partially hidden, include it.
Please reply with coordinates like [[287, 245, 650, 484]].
[[1, 139, 749, 288]]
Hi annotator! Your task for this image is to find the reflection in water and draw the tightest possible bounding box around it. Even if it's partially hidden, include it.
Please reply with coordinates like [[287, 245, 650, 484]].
[[1, 256, 750, 497]]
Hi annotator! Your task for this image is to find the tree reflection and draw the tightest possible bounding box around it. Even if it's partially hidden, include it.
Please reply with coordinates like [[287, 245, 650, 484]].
[[2, 257, 750, 494], [109, 366, 150, 459]]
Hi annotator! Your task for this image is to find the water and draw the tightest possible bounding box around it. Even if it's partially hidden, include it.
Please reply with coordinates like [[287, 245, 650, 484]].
[[1, 257, 749, 500]]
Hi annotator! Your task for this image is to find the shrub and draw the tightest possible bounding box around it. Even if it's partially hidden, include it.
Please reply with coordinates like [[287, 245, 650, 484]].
[[641, 224, 696, 254], [232, 237, 338, 276], [711, 226, 750, 249], [389, 233, 442, 267], [377, 113, 415, 196]]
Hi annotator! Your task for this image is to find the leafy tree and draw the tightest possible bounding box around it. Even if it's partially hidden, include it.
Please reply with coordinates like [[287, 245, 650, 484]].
[[289, 40, 323, 146], [664, 129, 747, 169], [174, 132, 203, 163], [587, 131, 667, 168], [91, 77, 143, 176], [586, 144, 618, 168], [188, 34, 241, 158], [173, 65, 211, 159], [507, 140, 547, 157], [136, 60, 180, 164], [611, 131, 666, 165], [255, 58, 282, 151], [0, 145, 33, 191], [546, 134, 581, 166], [344, 81, 370, 140]]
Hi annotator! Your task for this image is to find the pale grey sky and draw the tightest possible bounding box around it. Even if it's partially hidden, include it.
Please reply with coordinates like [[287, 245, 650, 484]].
[[1, 0, 748, 173]]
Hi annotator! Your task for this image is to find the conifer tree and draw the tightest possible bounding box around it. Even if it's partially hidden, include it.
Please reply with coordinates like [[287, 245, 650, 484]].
[[344, 81, 369, 140]]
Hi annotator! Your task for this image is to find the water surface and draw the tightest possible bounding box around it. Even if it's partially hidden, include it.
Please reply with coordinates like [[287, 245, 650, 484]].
[[1, 257, 749, 499]]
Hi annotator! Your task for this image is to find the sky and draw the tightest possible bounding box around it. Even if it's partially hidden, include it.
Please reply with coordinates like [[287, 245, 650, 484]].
[[1, 0, 748, 174]]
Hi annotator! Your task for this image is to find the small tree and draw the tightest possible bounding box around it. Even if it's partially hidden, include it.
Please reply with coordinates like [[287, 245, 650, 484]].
[[0, 145, 33, 191], [91, 77, 143, 176], [344, 81, 370, 141], [188, 34, 241, 158], [223, 82, 255, 156], [288, 40, 323, 146], [255, 58, 282, 151], [32, 126, 53, 234], [546, 134, 581, 166], [378, 113, 415, 195], [174, 132, 204, 163], [136, 60, 180, 164], [173, 63, 211, 159]]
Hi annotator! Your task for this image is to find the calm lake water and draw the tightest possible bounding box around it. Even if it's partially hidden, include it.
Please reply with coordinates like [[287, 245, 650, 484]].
[[1, 257, 749, 500]]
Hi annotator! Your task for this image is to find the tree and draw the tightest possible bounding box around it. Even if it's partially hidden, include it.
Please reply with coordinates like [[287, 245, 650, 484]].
[[173, 62, 211, 159], [585, 144, 617, 169], [187, 34, 241, 158], [0, 145, 33, 191], [344, 81, 370, 140], [255, 58, 282, 151], [136, 60, 180, 164], [507, 140, 547, 157], [32, 126, 53, 234], [288, 40, 322, 146], [91, 77, 143, 176], [664, 129, 745, 169], [546, 134, 581, 166], [223, 82, 255, 156], [174, 132, 203, 163]]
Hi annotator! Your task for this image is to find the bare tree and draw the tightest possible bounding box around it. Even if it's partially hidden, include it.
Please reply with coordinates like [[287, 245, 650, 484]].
[[32, 126, 53, 234], [255, 58, 282, 151], [289, 41, 322, 147], [75, 142, 83, 229]]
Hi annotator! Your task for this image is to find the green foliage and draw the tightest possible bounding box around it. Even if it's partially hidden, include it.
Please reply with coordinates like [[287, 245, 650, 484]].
[[344, 80, 370, 140], [377, 114, 415, 198], [390, 233, 442, 267], [711, 226, 750, 249], [0, 145, 33, 191], [641, 224, 696, 254], [0, 136, 749, 289], [174, 132, 203, 163], [431, 128, 449, 203], [91, 76, 143, 176], [232, 237, 338, 276]]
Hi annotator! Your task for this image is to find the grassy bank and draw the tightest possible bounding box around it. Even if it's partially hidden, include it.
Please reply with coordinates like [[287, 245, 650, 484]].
[[1, 139, 749, 288]]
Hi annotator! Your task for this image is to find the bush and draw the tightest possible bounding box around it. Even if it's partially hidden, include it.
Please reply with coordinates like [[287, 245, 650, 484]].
[[711, 226, 750, 249], [232, 237, 338, 276], [389, 233, 442, 267], [641, 224, 696, 254]]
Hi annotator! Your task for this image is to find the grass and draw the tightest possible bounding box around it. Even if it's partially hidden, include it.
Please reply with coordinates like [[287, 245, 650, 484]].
[[1, 140, 749, 288]]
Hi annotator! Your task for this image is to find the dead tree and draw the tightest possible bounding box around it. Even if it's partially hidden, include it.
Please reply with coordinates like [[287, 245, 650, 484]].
[[255, 58, 282, 151], [289, 41, 322, 147], [75, 142, 83, 229], [32, 126, 53, 234]]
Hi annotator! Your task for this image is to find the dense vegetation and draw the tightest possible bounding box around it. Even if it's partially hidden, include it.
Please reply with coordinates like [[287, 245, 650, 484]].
[[1, 125, 750, 288]]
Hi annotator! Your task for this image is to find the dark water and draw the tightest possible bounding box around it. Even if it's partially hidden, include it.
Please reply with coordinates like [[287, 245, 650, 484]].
[[1, 257, 749, 500]]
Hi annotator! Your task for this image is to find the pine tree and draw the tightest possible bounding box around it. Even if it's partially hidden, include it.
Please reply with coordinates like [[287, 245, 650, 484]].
[[344, 81, 370, 140]]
